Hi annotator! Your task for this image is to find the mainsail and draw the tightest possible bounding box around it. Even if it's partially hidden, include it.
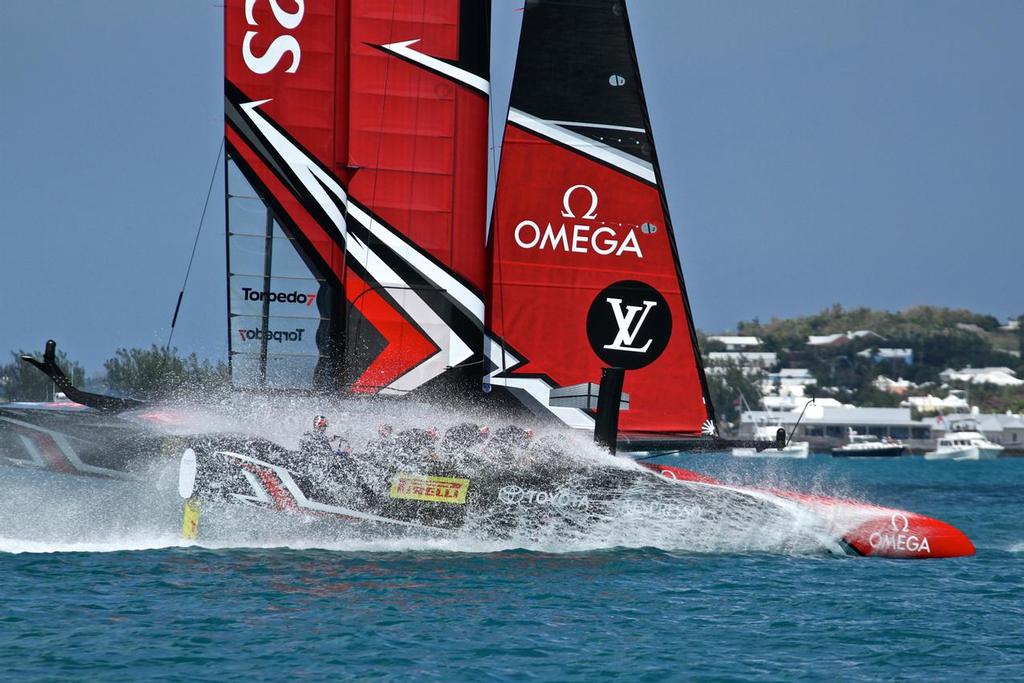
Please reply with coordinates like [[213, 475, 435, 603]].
[[224, 0, 490, 394], [485, 0, 715, 434]]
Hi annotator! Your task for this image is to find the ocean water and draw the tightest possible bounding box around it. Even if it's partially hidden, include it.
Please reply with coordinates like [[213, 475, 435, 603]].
[[2, 455, 1021, 681]]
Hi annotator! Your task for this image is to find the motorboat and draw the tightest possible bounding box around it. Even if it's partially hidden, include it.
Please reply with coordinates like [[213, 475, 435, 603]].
[[831, 430, 906, 458], [925, 431, 1003, 461]]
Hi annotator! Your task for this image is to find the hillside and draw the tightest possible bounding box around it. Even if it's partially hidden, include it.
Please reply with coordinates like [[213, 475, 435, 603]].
[[703, 305, 1024, 418]]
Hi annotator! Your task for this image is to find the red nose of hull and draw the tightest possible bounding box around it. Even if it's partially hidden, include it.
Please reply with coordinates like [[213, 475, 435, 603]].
[[843, 513, 975, 559]]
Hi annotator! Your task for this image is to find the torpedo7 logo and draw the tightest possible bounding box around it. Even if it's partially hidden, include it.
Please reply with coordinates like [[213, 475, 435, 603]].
[[513, 185, 645, 258], [242, 287, 317, 306], [238, 328, 305, 343]]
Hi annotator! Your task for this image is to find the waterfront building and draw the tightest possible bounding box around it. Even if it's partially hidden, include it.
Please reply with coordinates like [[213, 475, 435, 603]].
[[739, 405, 932, 451]]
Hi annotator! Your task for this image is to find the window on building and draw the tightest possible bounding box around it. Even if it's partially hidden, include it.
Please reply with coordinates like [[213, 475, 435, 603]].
[[912, 427, 930, 439], [826, 426, 844, 438], [805, 426, 824, 437], [868, 426, 886, 438], [890, 427, 910, 440]]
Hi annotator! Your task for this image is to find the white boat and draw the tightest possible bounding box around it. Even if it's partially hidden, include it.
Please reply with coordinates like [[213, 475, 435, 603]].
[[732, 425, 809, 458], [925, 431, 1003, 460]]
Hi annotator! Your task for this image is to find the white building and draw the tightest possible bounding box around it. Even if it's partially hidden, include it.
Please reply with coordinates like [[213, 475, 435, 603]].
[[739, 405, 932, 446], [874, 375, 917, 395], [706, 352, 777, 369], [807, 330, 885, 347], [707, 335, 763, 351], [760, 368, 818, 411], [857, 347, 914, 364], [901, 393, 970, 413], [939, 367, 1023, 387]]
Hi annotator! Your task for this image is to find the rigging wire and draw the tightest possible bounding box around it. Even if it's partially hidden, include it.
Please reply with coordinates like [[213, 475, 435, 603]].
[[166, 139, 225, 350]]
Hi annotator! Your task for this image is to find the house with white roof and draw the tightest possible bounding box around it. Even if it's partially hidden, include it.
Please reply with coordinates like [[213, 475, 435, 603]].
[[857, 347, 914, 364], [939, 367, 1023, 386], [901, 393, 970, 413], [806, 330, 885, 347], [706, 352, 777, 369], [874, 375, 917, 395], [707, 335, 762, 351]]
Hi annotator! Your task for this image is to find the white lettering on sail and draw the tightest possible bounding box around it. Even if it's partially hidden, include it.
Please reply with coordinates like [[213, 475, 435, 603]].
[[561, 184, 598, 220], [513, 185, 644, 258], [242, 0, 305, 75], [603, 298, 657, 353]]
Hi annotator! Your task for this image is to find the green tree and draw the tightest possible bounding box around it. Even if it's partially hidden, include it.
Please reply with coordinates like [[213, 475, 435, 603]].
[[0, 349, 86, 402], [103, 345, 228, 400]]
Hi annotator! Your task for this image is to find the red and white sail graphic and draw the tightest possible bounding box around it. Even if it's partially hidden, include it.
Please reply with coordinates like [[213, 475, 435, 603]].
[[486, 0, 715, 435], [225, 0, 489, 395]]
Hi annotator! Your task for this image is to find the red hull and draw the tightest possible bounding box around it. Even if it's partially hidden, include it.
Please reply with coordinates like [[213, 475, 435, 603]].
[[642, 464, 975, 559]]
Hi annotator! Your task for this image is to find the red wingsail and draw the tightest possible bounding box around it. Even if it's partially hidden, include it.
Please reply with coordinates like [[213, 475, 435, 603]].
[[485, 0, 715, 435], [225, 0, 489, 395]]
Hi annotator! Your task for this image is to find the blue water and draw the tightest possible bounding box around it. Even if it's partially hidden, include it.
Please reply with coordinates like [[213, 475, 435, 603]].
[[2, 455, 1022, 681]]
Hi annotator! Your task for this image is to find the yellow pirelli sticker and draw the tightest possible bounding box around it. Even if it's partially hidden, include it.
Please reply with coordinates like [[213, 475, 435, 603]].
[[389, 473, 470, 504]]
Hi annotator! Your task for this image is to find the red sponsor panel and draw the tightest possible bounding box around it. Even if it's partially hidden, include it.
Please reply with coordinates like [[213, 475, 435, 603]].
[[226, 0, 341, 174], [641, 463, 720, 485], [843, 512, 975, 559], [347, 0, 488, 292], [489, 126, 710, 434], [344, 269, 438, 393]]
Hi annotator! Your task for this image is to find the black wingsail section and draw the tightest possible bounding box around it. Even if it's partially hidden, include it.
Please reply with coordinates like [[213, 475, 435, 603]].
[[486, 0, 716, 435]]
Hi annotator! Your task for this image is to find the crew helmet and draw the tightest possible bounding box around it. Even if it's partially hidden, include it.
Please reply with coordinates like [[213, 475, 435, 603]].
[[313, 415, 328, 432]]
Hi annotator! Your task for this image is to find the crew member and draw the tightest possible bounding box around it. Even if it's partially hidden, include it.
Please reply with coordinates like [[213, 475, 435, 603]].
[[299, 414, 344, 459]]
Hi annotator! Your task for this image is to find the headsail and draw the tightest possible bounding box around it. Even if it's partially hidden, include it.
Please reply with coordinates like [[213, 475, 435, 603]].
[[225, 0, 489, 394], [485, 0, 715, 435]]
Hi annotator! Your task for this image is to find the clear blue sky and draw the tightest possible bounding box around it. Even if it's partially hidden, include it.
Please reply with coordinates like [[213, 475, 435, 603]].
[[2, 1, 1021, 372]]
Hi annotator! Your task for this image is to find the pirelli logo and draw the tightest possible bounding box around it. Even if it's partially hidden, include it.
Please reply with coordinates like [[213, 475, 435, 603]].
[[389, 473, 470, 504]]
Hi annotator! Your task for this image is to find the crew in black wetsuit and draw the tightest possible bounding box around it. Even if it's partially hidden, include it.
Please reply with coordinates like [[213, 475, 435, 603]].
[[299, 415, 345, 459], [483, 425, 534, 459], [438, 423, 490, 468], [394, 427, 439, 465]]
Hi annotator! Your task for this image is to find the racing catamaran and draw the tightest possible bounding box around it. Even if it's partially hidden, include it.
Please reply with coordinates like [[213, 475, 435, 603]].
[[3, 0, 974, 559]]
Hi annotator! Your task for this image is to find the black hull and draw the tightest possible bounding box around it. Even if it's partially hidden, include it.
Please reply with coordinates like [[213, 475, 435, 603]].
[[0, 404, 181, 479], [830, 446, 906, 458], [182, 435, 795, 540]]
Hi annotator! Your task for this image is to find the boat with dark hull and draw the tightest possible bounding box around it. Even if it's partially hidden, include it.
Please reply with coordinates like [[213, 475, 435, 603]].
[[831, 431, 907, 458], [175, 428, 973, 558], [3, 0, 976, 559]]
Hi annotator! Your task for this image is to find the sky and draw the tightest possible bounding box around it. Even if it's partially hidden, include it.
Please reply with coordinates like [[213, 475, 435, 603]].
[[1, 1, 1021, 372]]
